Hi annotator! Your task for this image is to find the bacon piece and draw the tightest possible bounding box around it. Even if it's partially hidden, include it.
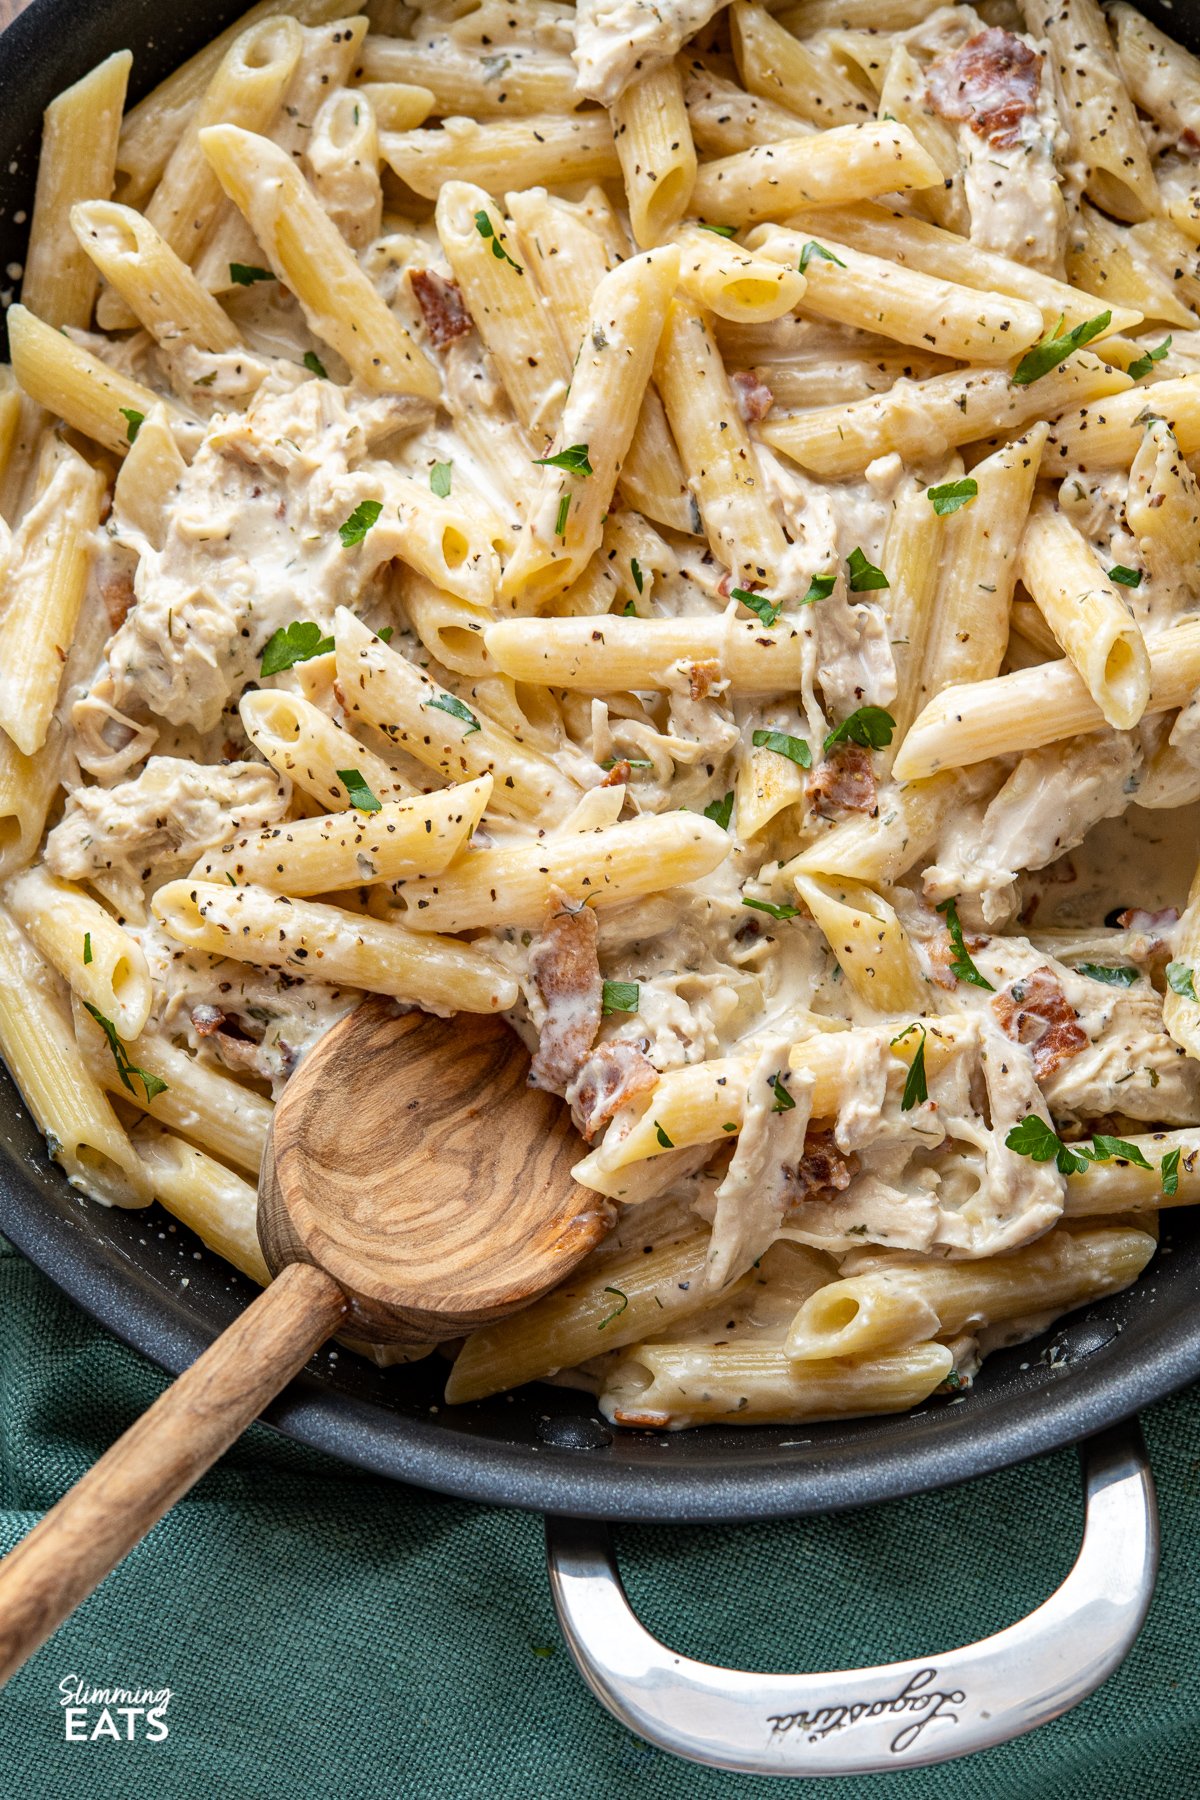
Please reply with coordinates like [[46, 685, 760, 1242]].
[[99, 566, 136, 631], [783, 1129, 857, 1204], [731, 369, 774, 423], [600, 758, 632, 788], [806, 744, 877, 816], [409, 268, 473, 349], [569, 1041, 658, 1140], [528, 891, 602, 1091], [688, 658, 722, 700], [191, 1004, 226, 1038], [926, 28, 1041, 150], [1117, 906, 1180, 932], [992, 965, 1088, 1080]]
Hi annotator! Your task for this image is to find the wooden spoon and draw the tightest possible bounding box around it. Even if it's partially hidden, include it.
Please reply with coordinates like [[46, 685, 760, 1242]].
[[0, 1000, 611, 1684]]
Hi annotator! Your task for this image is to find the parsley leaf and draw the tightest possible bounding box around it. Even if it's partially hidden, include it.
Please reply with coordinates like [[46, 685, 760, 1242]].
[[555, 494, 570, 538], [798, 240, 845, 273], [752, 728, 812, 768], [1077, 962, 1140, 987], [533, 443, 593, 476], [336, 768, 382, 813], [303, 350, 328, 379], [893, 1023, 928, 1110], [1011, 310, 1111, 386], [1005, 1113, 1089, 1175], [229, 263, 275, 286], [1128, 335, 1171, 381], [823, 705, 895, 752], [1167, 961, 1198, 1001], [598, 1285, 629, 1328], [801, 571, 836, 605], [83, 1001, 167, 1104], [260, 621, 334, 676], [654, 1121, 674, 1149], [769, 1071, 795, 1112], [732, 586, 781, 626], [630, 556, 644, 594], [473, 210, 523, 273], [1108, 565, 1142, 587], [599, 755, 651, 770], [601, 980, 639, 1015], [338, 499, 382, 547], [119, 407, 144, 445], [742, 896, 799, 919], [82, 932, 92, 966], [430, 461, 452, 498], [704, 791, 734, 830], [845, 547, 889, 591], [1089, 1133, 1153, 1170], [927, 477, 978, 516], [621, 598, 638, 617], [697, 221, 737, 237], [1161, 1146, 1181, 1197], [935, 896, 994, 990], [426, 692, 481, 734]]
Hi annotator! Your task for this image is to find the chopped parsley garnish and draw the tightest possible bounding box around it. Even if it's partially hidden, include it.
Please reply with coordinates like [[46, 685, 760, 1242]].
[[752, 728, 812, 768], [798, 240, 845, 273], [823, 705, 895, 753], [599, 755, 651, 769], [1006, 1116, 1156, 1176], [801, 571, 836, 605], [768, 1071, 795, 1112], [554, 494, 570, 538], [229, 263, 275, 286], [654, 1121, 674, 1149], [426, 692, 481, 734], [722, 1121, 738, 1132], [1090, 1133, 1153, 1170], [630, 556, 644, 594], [601, 980, 639, 1015], [533, 443, 593, 476], [935, 896, 994, 990], [732, 586, 780, 626], [742, 896, 799, 919], [83, 1001, 167, 1104], [697, 221, 737, 237], [598, 1285, 630, 1327], [338, 499, 382, 547], [119, 407, 144, 445], [1167, 961, 1198, 1001], [622, 599, 638, 616], [892, 1023, 928, 1111], [1108, 565, 1142, 587], [303, 350, 328, 379], [845, 548, 889, 591], [473, 210, 523, 273], [377, 626, 394, 643], [260, 621, 334, 676], [927, 478, 978, 516], [1161, 1147, 1181, 1197], [1128, 335, 1171, 381], [1077, 962, 1140, 987], [430, 460, 452, 498], [1011, 310, 1111, 386], [82, 932, 92, 966], [703, 790, 734, 830], [336, 768, 382, 813]]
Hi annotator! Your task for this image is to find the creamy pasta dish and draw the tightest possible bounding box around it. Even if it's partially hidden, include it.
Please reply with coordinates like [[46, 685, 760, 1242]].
[[4, 0, 1200, 1431]]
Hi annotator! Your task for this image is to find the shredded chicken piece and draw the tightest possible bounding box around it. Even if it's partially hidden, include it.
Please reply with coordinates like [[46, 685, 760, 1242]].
[[992, 965, 1088, 1081]]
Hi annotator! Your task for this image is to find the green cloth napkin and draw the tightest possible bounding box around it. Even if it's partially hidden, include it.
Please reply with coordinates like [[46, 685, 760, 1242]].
[[0, 1230, 1196, 1800]]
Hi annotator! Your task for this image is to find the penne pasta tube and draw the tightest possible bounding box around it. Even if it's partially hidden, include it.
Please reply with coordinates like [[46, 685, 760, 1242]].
[[674, 222, 807, 322], [485, 613, 805, 693], [785, 1225, 1155, 1360], [762, 354, 1132, 479], [112, 404, 190, 551], [689, 120, 943, 227], [151, 879, 520, 1014], [1065, 201, 1194, 330], [133, 1127, 270, 1286], [381, 115, 620, 200], [359, 26, 579, 120], [611, 60, 697, 249], [0, 906, 149, 1206], [1017, 493, 1151, 730], [0, 719, 67, 882], [190, 777, 492, 893], [199, 124, 439, 400], [353, 81, 435, 134], [777, 0, 933, 30], [388, 811, 730, 934], [238, 688, 418, 809], [1063, 1130, 1200, 1212], [22, 49, 131, 330], [1046, 375, 1200, 468], [72, 200, 241, 353], [683, 56, 812, 157], [1112, 2, 1200, 139], [781, 770, 980, 884], [7, 305, 186, 457], [793, 875, 927, 1012], [306, 87, 382, 250], [893, 618, 1200, 781], [749, 227, 1045, 362], [600, 1340, 954, 1428], [876, 44, 966, 236], [5, 867, 152, 1041], [333, 609, 578, 821], [732, 1, 874, 131], [500, 247, 681, 607]]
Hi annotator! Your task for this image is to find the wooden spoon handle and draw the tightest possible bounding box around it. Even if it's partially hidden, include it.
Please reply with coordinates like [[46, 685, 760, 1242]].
[[0, 1259, 346, 1685]]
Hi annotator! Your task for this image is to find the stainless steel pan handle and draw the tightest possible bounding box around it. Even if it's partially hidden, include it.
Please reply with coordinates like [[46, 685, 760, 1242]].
[[545, 1421, 1157, 1776]]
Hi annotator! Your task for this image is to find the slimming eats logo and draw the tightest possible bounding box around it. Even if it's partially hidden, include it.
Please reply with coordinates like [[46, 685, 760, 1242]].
[[58, 1675, 172, 1742]]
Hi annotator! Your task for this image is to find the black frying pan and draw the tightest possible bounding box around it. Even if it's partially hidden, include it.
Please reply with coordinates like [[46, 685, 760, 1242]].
[[0, 0, 1194, 1773]]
